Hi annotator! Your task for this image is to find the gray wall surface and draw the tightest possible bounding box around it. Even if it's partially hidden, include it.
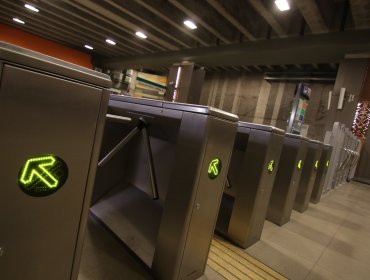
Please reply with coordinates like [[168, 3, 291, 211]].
[[200, 72, 334, 141]]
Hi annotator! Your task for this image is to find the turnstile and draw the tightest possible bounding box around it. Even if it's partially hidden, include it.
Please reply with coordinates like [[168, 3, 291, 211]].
[[91, 95, 238, 280], [311, 144, 333, 204], [267, 133, 309, 226], [216, 122, 284, 248], [0, 42, 111, 280], [294, 140, 323, 212]]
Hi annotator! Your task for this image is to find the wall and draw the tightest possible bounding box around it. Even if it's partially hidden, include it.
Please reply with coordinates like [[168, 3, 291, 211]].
[[200, 72, 334, 141], [325, 59, 369, 129], [0, 23, 92, 69]]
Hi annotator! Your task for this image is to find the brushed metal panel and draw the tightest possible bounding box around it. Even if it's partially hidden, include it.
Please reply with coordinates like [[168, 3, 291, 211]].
[[0, 65, 105, 280]]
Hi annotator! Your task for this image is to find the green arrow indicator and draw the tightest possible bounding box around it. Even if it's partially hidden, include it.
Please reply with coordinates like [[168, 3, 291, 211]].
[[18, 155, 68, 197], [297, 159, 302, 170], [208, 158, 221, 179], [314, 160, 319, 170], [326, 160, 330, 167], [267, 160, 275, 173]]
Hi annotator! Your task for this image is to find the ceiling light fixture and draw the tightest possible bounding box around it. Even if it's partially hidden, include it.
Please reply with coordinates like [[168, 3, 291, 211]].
[[183, 20, 197, 29], [25, 4, 39, 12], [13, 18, 25, 24], [84, 45, 93, 50], [135, 31, 147, 39], [106, 39, 116, 45], [275, 0, 290, 11]]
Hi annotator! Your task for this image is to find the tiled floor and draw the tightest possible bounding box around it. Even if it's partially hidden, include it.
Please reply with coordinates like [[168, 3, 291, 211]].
[[79, 181, 370, 280], [242, 181, 370, 280]]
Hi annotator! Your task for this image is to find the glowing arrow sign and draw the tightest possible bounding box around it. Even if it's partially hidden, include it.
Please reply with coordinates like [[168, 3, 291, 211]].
[[18, 155, 68, 196], [326, 160, 330, 167], [297, 159, 302, 170], [267, 160, 275, 173], [208, 158, 221, 179], [314, 160, 319, 170]]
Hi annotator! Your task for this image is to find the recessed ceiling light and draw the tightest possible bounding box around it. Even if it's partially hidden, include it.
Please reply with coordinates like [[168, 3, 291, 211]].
[[13, 18, 25, 24], [84, 45, 93, 50], [25, 4, 39, 12], [275, 0, 290, 11], [105, 39, 116, 45], [135, 31, 147, 39], [183, 20, 197, 30]]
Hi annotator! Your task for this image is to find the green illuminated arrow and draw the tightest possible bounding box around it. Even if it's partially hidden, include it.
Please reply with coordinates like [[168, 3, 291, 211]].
[[314, 160, 319, 170], [297, 159, 302, 169], [267, 160, 275, 173], [19, 156, 59, 188], [208, 158, 221, 179]]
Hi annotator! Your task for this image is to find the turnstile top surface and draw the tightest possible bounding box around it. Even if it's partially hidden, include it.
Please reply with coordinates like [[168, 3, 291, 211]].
[[109, 95, 239, 121], [309, 139, 323, 145], [285, 133, 309, 141], [0, 41, 111, 87], [238, 121, 285, 135]]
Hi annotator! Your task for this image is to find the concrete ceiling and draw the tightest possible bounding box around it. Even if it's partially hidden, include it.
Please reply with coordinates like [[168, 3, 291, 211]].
[[1, 0, 370, 72]]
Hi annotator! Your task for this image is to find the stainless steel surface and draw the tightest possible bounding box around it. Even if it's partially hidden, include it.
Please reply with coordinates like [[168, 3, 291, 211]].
[[0, 42, 111, 87], [109, 94, 239, 121], [91, 98, 237, 280], [0, 44, 109, 280], [216, 122, 284, 248], [311, 144, 333, 204], [238, 121, 285, 134], [294, 140, 323, 212], [267, 134, 309, 226]]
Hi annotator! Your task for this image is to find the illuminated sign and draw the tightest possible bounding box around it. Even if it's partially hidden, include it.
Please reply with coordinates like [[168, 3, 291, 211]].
[[267, 160, 275, 173], [297, 160, 302, 169], [326, 160, 330, 167], [18, 155, 68, 196], [314, 160, 319, 170], [208, 158, 221, 179]]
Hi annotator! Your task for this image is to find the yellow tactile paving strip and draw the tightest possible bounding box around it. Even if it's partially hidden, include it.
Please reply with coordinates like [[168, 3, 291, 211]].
[[207, 236, 288, 280]]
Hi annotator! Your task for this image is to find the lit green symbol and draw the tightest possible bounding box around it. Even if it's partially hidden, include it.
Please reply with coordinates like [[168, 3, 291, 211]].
[[18, 155, 68, 197], [326, 160, 330, 167], [267, 160, 275, 173], [297, 160, 302, 169], [314, 160, 319, 170], [208, 158, 221, 179]]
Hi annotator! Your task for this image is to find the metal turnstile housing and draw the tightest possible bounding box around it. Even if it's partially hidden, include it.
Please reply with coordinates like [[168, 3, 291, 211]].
[[311, 144, 333, 203], [294, 139, 323, 212], [0, 42, 111, 280], [267, 133, 309, 226], [91, 95, 238, 280], [216, 122, 284, 248]]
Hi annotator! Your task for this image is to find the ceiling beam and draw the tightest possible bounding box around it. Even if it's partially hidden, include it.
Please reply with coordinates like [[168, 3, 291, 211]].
[[1, 0, 124, 56], [101, 29, 370, 69], [349, 0, 370, 28], [134, 0, 209, 47], [241, 66, 252, 72], [44, 0, 149, 54], [294, 0, 328, 33], [168, 0, 232, 44], [206, 0, 256, 41], [249, 0, 287, 37], [254, 65, 263, 71], [103, 0, 190, 48], [74, 0, 178, 51]]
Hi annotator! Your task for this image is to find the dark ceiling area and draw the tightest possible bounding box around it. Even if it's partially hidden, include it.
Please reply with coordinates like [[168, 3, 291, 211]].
[[1, 0, 370, 73]]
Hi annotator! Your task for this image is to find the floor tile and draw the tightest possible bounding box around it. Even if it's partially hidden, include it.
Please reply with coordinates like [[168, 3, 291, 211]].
[[315, 247, 370, 280], [261, 220, 282, 240], [246, 241, 313, 280], [266, 228, 326, 263], [305, 264, 347, 280], [282, 215, 336, 247]]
